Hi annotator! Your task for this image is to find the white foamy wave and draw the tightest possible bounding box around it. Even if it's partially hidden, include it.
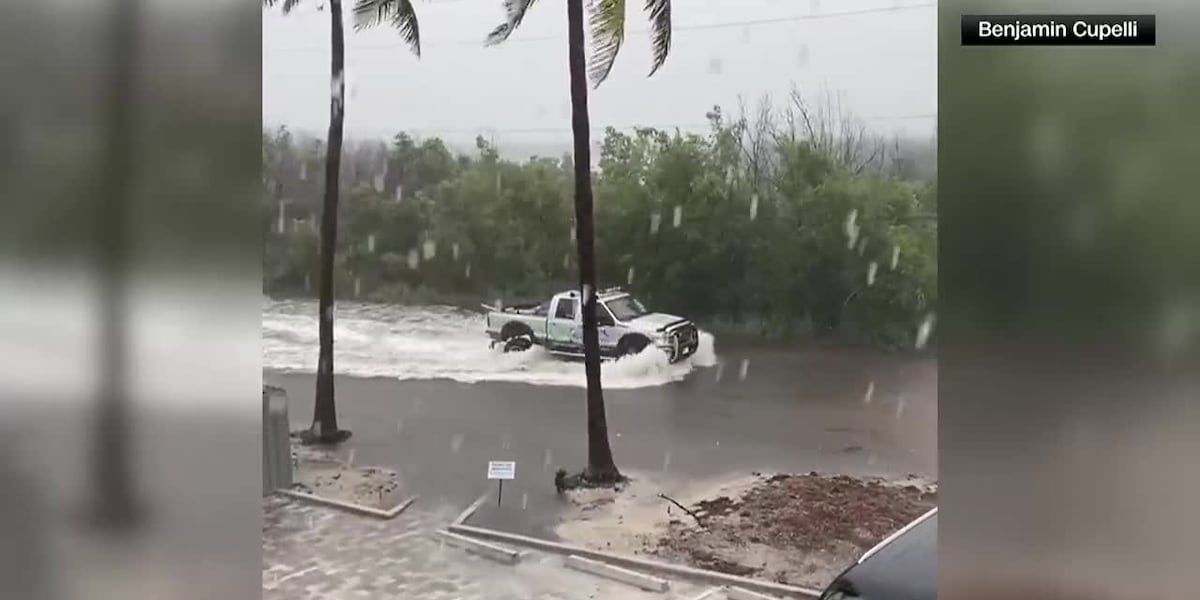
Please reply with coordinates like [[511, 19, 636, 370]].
[[263, 298, 718, 389]]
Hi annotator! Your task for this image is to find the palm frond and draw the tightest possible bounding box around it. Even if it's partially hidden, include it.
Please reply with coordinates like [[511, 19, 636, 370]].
[[644, 0, 671, 77], [353, 0, 422, 58], [587, 0, 626, 88], [485, 0, 540, 46]]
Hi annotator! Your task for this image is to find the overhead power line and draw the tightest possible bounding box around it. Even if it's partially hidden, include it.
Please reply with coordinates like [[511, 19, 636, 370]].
[[378, 113, 936, 136], [266, 2, 937, 53]]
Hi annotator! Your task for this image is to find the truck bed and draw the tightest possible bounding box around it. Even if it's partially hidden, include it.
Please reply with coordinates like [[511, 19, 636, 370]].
[[480, 300, 550, 317]]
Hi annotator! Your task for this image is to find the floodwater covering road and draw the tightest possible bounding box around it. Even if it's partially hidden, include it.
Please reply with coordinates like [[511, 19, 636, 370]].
[[263, 297, 937, 539]]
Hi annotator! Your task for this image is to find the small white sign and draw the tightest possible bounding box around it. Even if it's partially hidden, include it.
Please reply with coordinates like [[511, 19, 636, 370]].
[[487, 461, 516, 480]]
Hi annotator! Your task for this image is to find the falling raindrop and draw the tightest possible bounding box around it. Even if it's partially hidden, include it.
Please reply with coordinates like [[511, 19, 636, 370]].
[[406, 248, 420, 270], [563, 253, 571, 269], [304, 273, 311, 292], [502, 434, 512, 451], [714, 362, 725, 382], [373, 172, 384, 193], [330, 71, 344, 111], [915, 313, 936, 349], [863, 381, 875, 404], [570, 225, 577, 243], [650, 212, 662, 234], [626, 266, 636, 285], [738, 358, 750, 381], [796, 44, 809, 68], [867, 454, 878, 466], [749, 194, 759, 221], [299, 160, 308, 181], [354, 277, 361, 297], [662, 450, 672, 473], [867, 262, 878, 286], [452, 243, 460, 261], [394, 184, 404, 202], [707, 57, 723, 75], [396, 419, 404, 433], [306, 515, 315, 529], [582, 284, 594, 303], [844, 209, 860, 250], [465, 263, 472, 279], [367, 233, 376, 253], [857, 237, 868, 255], [451, 434, 464, 454], [672, 205, 683, 228], [413, 397, 424, 413], [422, 239, 437, 261], [543, 449, 553, 471], [895, 397, 907, 419], [891, 245, 901, 270], [521, 493, 529, 510]]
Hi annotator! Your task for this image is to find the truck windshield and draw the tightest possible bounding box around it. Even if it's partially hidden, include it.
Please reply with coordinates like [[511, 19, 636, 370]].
[[604, 296, 648, 321]]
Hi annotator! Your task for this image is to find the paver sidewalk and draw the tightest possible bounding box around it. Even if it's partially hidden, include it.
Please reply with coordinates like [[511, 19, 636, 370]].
[[263, 496, 711, 600]]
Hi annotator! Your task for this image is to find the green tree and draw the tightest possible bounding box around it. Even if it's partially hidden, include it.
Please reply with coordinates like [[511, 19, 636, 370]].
[[264, 0, 421, 444], [261, 108, 938, 350], [484, 0, 674, 484]]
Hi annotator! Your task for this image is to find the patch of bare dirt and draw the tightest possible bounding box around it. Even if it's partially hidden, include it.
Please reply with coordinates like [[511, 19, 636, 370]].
[[288, 443, 406, 510], [552, 470, 936, 589], [652, 473, 937, 588]]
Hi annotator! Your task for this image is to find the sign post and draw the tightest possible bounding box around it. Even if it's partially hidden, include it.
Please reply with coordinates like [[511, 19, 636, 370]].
[[487, 461, 516, 507]]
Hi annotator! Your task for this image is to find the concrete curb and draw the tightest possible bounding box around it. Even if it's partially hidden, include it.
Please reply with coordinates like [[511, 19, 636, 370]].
[[277, 489, 417, 519], [453, 492, 490, 526], [728, 586, 785, 600], [436, 530, 522, 565], [565, 554, 669, 593], [447, 523, 820, 599]]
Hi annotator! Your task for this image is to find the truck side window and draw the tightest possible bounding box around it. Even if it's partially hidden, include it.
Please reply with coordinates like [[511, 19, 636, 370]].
[[595, 304, 616, 327], [555, 299, 577, 320]]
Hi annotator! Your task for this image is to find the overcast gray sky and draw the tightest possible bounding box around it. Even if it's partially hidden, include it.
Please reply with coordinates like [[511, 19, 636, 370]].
[[262, 0, 936, 147]]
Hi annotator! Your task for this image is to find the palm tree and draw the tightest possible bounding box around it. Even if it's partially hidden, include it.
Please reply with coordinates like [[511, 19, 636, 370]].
[[486, 0, 673, 484], [89, 0, 143, 531], [264, 0, 421, 444]]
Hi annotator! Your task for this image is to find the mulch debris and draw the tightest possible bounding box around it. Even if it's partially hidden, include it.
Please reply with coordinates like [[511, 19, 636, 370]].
[[651, 473, 936, 585]]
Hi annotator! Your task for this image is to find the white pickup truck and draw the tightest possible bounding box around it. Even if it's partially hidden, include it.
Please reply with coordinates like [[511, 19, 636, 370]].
[[483, 287, 700, 363]]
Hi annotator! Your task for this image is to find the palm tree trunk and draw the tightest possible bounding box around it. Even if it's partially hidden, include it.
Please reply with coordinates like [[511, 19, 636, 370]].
[[567, 0, 620, 482], [311, 0, 350, 444], [89, 0, 143, 531]]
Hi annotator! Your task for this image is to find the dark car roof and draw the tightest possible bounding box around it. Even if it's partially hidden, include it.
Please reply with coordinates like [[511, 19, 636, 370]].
[[824, 510, 937, 600]]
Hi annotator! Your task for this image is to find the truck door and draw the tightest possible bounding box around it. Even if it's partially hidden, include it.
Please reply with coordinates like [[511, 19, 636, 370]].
[[594, 302, 619, 353], [546, 296, 579, 350]]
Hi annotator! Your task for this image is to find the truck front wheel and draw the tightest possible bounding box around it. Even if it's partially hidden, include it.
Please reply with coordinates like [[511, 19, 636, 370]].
[[617, 335, 650, 357]]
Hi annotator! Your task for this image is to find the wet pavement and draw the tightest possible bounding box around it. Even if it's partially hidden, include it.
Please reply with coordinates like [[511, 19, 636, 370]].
[[262, 496, 711, 599], [265, 345, 936, 538]]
